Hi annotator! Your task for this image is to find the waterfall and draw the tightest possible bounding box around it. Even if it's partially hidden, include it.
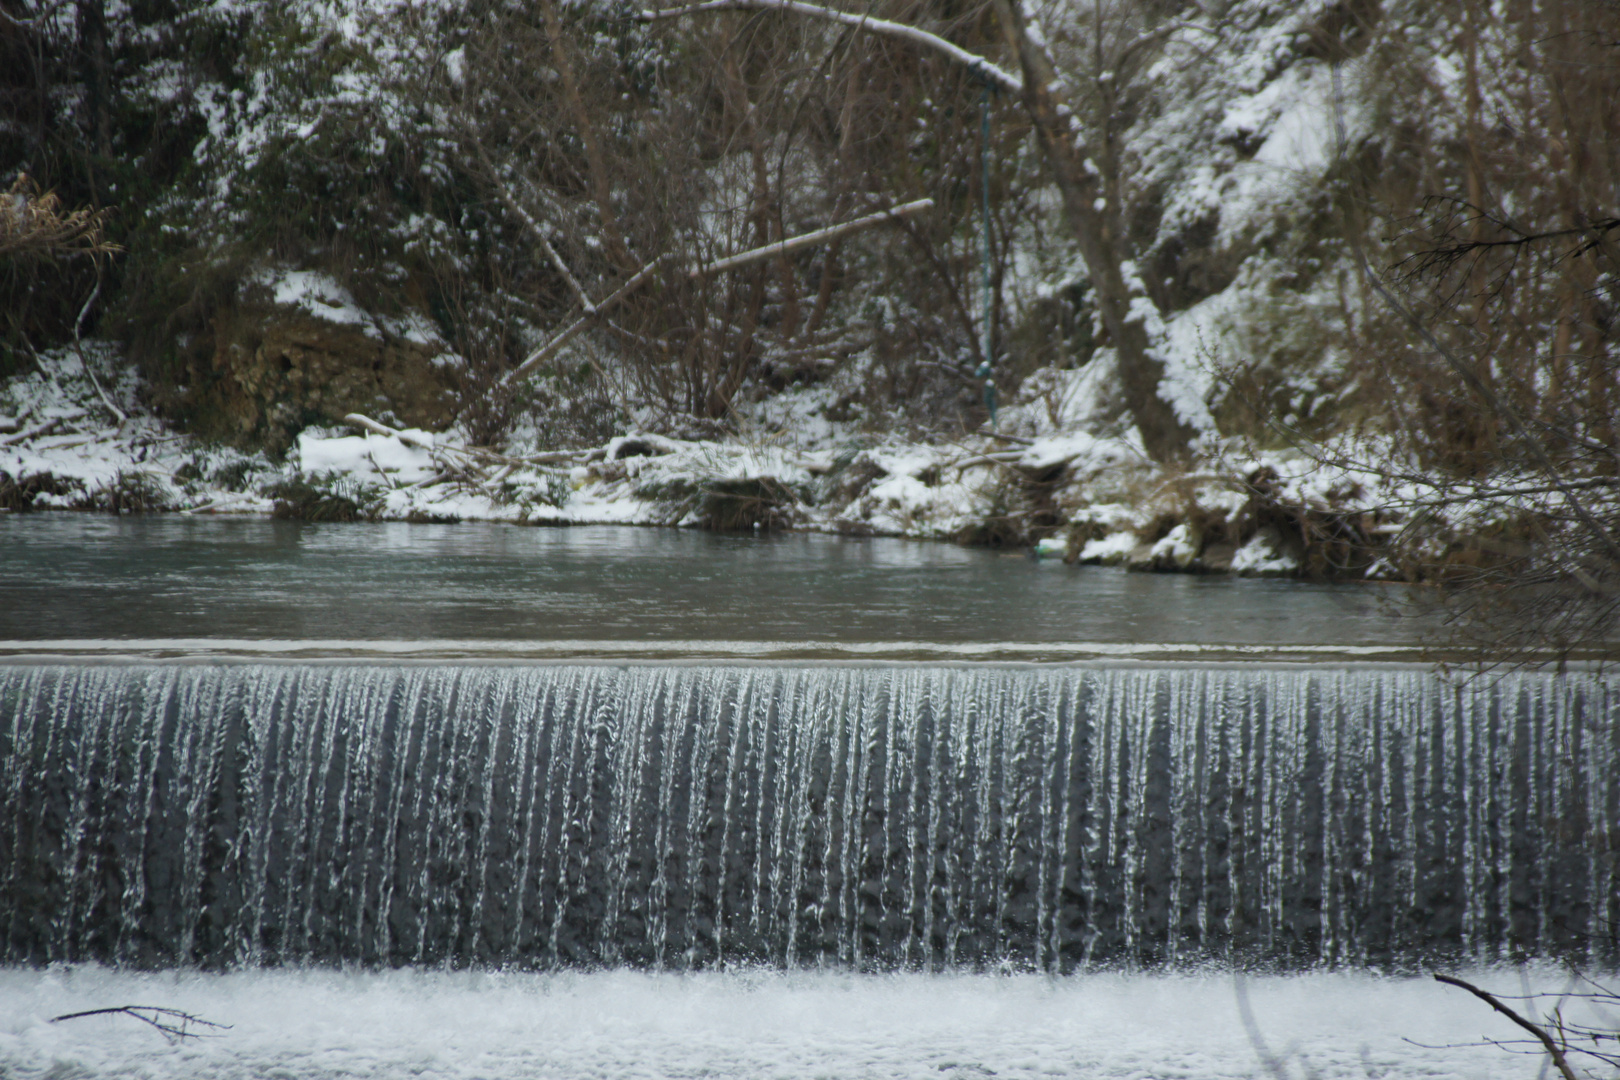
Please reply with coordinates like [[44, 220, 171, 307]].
[[2, 663, 1615, 970]]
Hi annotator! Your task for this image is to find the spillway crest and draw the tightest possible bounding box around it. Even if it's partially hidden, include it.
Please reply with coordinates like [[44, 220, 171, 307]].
[[2, 664, 1615, 969]]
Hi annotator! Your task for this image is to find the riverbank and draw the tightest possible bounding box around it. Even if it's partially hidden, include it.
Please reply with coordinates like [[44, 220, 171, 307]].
[[1, 344, 1426, 580]]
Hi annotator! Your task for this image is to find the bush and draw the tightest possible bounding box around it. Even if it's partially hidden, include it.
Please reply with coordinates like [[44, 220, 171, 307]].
[[265, 472, 383, 522], [0, 471, 83, 512]]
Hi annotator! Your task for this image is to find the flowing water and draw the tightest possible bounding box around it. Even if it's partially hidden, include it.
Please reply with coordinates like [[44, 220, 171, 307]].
[[0, 516, 1433, 655], [0, 964, 1557, 1080], [4, 663, 1614, 970], [1, 517, 1614, 1078]]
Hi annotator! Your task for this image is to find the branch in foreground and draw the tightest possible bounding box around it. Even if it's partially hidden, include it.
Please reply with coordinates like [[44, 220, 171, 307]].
[[51, 1006, 231, 1044], [1432, 974, 1579, 1080], [638, 0, 1021, 92]]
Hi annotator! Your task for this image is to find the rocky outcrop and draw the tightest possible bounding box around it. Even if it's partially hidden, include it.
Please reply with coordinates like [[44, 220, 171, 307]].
[[185, 302, 458, 454]]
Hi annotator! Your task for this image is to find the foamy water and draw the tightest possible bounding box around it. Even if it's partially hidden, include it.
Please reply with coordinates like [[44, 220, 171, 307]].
[[0, 966, 1568, 1080]]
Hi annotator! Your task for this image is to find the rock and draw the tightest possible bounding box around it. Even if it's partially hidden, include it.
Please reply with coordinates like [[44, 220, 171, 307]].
[[183, 301, 458, 454], [1230, 527, 1300, 576], [1130, 522, 1200, 571]]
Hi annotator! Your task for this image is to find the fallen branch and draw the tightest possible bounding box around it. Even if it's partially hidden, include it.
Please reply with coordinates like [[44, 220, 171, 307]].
[[343, 412, 434, 449], [341, 413, 584, 468], [338, 413, 584, 509], [505, 254, 672, 384], [0, 415, 75, 446], [689, 199, 934, 279], [506, 200, 933, 384], [638, 0, 1021, 91], [51, 1005, 230, 1044]]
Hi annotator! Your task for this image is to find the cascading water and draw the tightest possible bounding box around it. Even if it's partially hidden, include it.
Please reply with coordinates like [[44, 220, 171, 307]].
[[1, 663, 1615, 971]]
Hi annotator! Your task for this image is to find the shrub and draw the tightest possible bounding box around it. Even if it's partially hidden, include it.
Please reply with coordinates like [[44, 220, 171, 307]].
[[265, 472, 383, 522]]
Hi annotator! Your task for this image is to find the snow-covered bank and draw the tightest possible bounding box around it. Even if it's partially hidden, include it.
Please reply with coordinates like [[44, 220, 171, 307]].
[[0, 964, 1566, 1080], [1, 346, 1428, 579]]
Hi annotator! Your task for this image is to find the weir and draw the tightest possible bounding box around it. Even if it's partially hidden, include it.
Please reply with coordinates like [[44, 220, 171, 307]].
[[2, 662, 1615, 970]]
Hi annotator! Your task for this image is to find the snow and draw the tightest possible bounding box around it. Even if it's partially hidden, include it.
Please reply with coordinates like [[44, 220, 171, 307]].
[[1232, 532, 1300, 575], [0, 965, 1570, 1080], [1149, 522, 1199, 568], [1079, 531, 1139, 564], [247, 267, 373, 328], [0, 347, 266, 514], [0, 335, 1455, 586], [241, 267, 448, 347], [294, 430, 437, 485]]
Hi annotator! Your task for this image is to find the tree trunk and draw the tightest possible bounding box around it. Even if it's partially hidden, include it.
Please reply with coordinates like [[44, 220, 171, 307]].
[[991, 0, 1194, 463], [537, 0, 634, 270], [77, 0, 111, 162]]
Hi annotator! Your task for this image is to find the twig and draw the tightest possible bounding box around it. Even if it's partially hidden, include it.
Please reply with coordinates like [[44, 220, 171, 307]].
[[1432, 974, 1579, 1080], [72, 280, 127, 427], [51, 1005, 231, 1044], [366, 450, 400, 489]]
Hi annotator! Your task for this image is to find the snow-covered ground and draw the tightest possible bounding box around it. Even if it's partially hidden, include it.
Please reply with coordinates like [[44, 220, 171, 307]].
[[0, 965, 1572, 1080], [0, 343, 1433, 577]]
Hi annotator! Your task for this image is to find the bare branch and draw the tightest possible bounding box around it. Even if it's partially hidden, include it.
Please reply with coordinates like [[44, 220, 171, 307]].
[[638, 0, 1022, 92], [506, 200, 933, 384], [51, 1006, 230, 1044], [689, 198, 932, 278], [1329, 64, 1620, 567], [472, 141, 599, 313], [1432, 974, 1579, 1080], [506, 254, 674, 384]]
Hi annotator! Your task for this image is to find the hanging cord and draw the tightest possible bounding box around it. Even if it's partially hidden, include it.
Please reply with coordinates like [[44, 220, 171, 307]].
[[976, 78, 998, 427]]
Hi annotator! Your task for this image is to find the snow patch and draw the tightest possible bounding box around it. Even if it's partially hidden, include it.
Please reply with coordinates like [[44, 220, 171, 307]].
[[1231, 532, 1300, 575], [1079, 532, 1140, 564]]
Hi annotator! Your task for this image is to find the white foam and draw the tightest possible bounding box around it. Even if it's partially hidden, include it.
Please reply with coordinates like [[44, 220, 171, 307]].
[[0, 966, 1560, 1080]]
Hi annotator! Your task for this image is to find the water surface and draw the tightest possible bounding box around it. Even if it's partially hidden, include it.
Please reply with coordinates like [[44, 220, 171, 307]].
[[0, 965, 1548, 1080], [0, 516, 1433, 655]]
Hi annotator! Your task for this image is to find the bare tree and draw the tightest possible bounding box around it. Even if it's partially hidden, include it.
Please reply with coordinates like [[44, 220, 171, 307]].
[[442, 0, 1011, 436], [639, 0, 1207, 460], [1314, 1, 1620, 663]]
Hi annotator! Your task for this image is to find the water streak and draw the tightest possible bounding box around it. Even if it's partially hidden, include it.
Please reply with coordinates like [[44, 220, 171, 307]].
[[1, 664, 1615, 969]]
